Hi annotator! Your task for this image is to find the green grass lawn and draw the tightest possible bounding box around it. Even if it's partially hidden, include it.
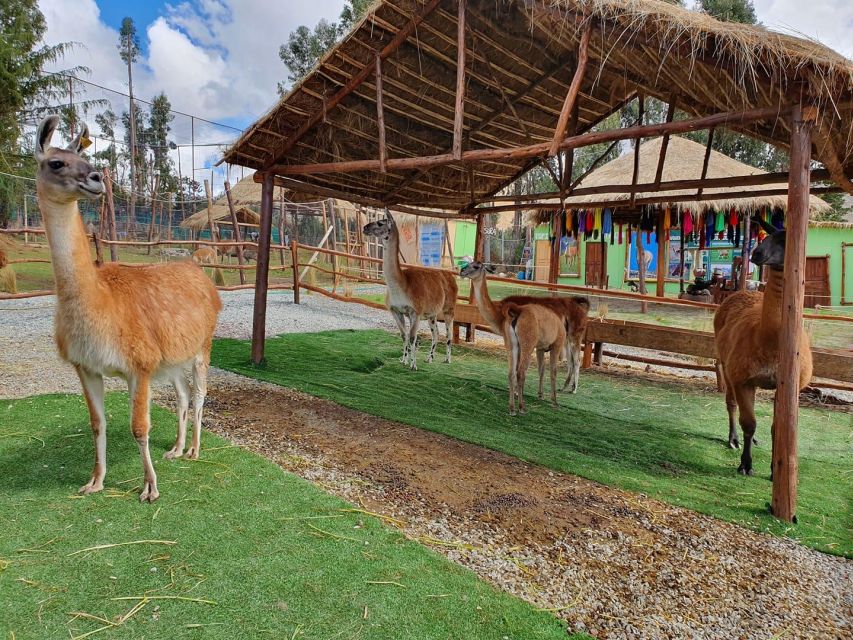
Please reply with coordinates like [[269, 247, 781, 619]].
[[0, 394, 576, 640], [212, 330, 853, 557]]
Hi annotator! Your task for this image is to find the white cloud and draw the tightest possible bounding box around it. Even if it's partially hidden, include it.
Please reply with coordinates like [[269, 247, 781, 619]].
[[753, 0, 853, 59]]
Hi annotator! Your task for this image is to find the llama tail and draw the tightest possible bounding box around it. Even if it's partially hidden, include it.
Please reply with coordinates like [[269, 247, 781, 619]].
[[503, 301, 524, 323]]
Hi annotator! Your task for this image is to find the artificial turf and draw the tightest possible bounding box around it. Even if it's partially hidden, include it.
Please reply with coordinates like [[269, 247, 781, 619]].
[[212, 329, 852, 557], [0, 394, 576, 640]]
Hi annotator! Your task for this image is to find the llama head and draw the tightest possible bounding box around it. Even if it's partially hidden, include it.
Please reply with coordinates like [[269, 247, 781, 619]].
[[34, 115, 104, 204], [362, 213, 396, 242], [459, 261, 495, 279], [750, 217, 785, 270]]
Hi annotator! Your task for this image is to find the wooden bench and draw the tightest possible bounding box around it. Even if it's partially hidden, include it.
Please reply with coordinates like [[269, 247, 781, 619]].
[[449, 305, 853, 387]]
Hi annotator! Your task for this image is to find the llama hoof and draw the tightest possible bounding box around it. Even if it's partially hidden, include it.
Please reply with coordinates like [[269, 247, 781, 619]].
[[518, 407, 527, 415], [444, 357, 451, 364], [728, 439, 740, 449], [139, 482, 159, 503], [184, 447, 200, 460], [752, 437, 759, 446], [78, 479, 104, 495], [163, 447, 183, 460], [737, 465, 753, 476]]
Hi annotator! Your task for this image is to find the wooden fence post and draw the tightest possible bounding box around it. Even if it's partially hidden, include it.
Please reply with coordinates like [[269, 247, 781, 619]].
[[251, 173, 274, 365], [291, 240, 300, 305], [224, 180, 246, 285]]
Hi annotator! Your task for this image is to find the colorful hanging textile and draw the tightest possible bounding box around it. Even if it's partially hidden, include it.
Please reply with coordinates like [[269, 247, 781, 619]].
[[715, 209, 725, 233], [683, 210, 693, 236]]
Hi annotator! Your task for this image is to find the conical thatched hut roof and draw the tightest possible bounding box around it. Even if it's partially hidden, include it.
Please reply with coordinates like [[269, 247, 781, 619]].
[[529, 136, 830, 222], [180, 205, 261, 232]]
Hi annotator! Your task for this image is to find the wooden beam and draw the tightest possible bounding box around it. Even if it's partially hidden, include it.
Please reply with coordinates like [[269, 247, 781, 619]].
[[251, 173, 275, 365], [470, 185, 840, 214], [375, 55, 387, 173], [224, 180, 246, 285], [472, 168, 833, 206], [270, 105, 791, 176], [453, 0, 467, 160], [653, 99, 677, 188], [267, 0, 443, 166], [771, 106, 813, 523], [549, 26, 591, 157], [630, 94, 644, 207], [696, 128, 715, 198]]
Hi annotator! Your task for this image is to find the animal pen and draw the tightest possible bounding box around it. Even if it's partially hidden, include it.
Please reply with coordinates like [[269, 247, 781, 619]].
[[217, 0, 853, 523]]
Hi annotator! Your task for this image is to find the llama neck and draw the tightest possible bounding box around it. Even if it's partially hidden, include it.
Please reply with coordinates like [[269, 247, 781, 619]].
[[40, 198, 98, 303], [382, 228, 405, 290], [471, 276, 503, 333], [760, 268, 784, 334]]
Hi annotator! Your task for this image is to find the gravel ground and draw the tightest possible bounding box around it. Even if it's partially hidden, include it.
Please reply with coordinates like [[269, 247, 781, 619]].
[[2, 291, 851, 639]]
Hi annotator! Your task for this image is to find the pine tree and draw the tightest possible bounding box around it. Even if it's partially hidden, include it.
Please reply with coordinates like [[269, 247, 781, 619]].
[[147, 93, 176, 193]]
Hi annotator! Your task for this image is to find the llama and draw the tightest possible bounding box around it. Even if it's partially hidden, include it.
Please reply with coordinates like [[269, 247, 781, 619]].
[[714, 217, 813, 476], [35, 115, 222, 502], [0, 248, 17, 294], [363, 215, 457, 369], [460, 261, 566, 414]]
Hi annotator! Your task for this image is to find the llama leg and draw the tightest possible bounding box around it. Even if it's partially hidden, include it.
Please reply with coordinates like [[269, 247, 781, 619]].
[[516, 340, 536, 415], [506, 330, 518, 416], [164, 373, 190, 459], [536, 349, 545, 400], [427, 317, 438, 363], [187, 350, 209, 459], [75, 365, 107, 495], [734, 384, 757, 476], [129, 373, 158, 502], [444, 314, 454, 363], [562, 340, 581, 393], [724, 375, 740, 449], [407, 310, 419, 370], [391, 310, 408, 364], [549, 347, 559, 407]]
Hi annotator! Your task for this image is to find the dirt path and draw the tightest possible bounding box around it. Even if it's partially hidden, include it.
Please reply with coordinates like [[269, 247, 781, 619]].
[[200, 374, 851, 640]]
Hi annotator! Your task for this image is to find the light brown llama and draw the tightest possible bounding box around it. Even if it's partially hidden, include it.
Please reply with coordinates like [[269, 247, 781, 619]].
[[460, 262, 566, 415], [714, 218, 813, 476], [363, 215, 457, 369], [35, 116, 222, 502]]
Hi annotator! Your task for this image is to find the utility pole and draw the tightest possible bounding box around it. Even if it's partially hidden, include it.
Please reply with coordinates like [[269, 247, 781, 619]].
[[126, 30, 137, 236]]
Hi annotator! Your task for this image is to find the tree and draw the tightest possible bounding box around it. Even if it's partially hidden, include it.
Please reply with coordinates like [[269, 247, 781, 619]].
[[816, 192, 852, 223], [147, 93, 176, 193], [697, 0, 757, 24], [93, 108, 119, 175], [278, 0, 372, 92]]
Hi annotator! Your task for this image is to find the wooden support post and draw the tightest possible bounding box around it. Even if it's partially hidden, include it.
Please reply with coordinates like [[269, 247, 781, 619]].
[[630, 94, 644, 208], [104, 168, 118, 262], [582, 341, 593, 369], [636, 225, 648, 314], [251, 173, 275, 366], [278, 188, 287, 266], [739, 215, 751, 290], [444, 221, 455, 268], [549, 26, 591, 157], [679, 218, 686, 294], [771, 106, 813, 524], [375, 55, 387, 172], [328, 200, 338, 292], [224, 180, 246, 285], [452, 0, 467, 160], [696, 128, 715, 198], [203, 179, 216, 243], [23, 197, 28, 245], [291, 240, 300, 304], [656, 209, 666, 298], [653, 99, 677, 188], [549, 210, 563, 289]]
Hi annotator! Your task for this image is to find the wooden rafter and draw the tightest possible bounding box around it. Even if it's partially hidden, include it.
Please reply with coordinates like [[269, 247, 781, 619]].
[[267, 0, 443, 167], [549, 25, 591, 157], [453, 0, 467, 160], [375, 55, 387, 173], [696, 127, 716, 198], [630, 94, 645, 207], [654, 99, 678, 188]]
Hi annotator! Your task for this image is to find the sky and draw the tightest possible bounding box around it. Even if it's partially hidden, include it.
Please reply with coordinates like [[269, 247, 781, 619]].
[[34, 0, 853, 191]]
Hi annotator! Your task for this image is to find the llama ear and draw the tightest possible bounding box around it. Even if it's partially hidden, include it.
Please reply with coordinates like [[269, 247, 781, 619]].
[[67, 123, 92, 155], [751, 216, 778, 236], [485, 264, 496, 273], [35, 115, 61, 161]]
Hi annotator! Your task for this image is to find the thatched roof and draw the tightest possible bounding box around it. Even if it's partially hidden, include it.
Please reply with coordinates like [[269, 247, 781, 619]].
[[180, 205, 261, 232], [222, 0, 853, 213], [540, 135, 831, 215]]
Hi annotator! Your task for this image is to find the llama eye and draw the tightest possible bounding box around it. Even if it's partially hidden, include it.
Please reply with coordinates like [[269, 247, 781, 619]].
[[48, 160, 64, 170]]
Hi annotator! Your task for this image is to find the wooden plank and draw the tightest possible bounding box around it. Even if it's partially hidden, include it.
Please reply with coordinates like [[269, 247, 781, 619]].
[[375, 55, 387, 172], [772, 106, 813, 523], [453, 0, 466, 160], [251, 173, 275, 365], [549, 25, 591, 157], [585, 320, 718, 359], [269, 106, 792, 176]]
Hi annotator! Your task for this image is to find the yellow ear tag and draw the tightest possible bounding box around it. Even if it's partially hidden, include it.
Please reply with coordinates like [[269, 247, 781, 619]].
[[80, 135, 93, 150]]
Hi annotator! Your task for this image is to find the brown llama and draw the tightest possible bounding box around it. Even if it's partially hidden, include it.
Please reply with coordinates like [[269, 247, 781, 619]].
[[460, 262, 566, 414], [0, 248, 17, 294], [714, 217, 813, 476], [363, 215, 457, 369], [35, 116, 222, 502]]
